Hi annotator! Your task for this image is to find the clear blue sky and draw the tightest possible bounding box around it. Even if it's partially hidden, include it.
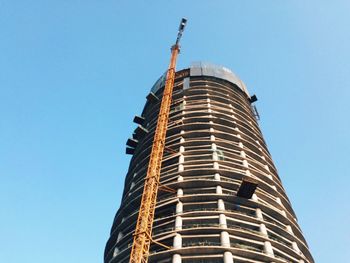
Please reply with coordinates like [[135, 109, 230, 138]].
[[1, 1, 349, 262]]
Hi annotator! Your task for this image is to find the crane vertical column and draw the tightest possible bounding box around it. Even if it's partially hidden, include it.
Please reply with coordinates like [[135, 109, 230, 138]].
[[129, 18, 187, 263]]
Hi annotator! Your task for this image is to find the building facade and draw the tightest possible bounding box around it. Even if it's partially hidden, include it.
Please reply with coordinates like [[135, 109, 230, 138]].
[[104, 62, 314, 263]]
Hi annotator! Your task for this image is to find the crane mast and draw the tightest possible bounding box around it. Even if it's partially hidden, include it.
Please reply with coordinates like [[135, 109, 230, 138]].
[[129, 18, 187, 263]]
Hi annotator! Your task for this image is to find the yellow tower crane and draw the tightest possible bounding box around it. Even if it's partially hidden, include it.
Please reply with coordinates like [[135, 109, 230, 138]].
[[129, 18, 187, 263]]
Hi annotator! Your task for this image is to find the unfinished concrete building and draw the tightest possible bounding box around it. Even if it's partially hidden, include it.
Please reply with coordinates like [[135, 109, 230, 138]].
[[104, 62, 314, 263]]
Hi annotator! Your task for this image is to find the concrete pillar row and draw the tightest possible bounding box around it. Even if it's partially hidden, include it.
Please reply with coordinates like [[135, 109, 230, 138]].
[[223, 251, 234, 263], [175, 216, 182, 230], [216, 185, 223, 194], [178, 164, 184, 172], [220, 231, 230, 248], [256, 208, 263, 220], [172, 254, 182, 263], [176, 202, 183, 214], [214, 173, 221, 181], [264, 241, 274, 257], [218, 199, 225, 211], [173, 234, 182, 249], [219, 214, 227, 229]]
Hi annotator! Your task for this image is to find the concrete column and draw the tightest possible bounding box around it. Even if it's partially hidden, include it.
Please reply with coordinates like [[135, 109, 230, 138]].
[[175, 216, 182, 230], [286, 225, 294, 234], [276, 197, 282, 205], [113, 247, 119, 257], [207, 98, 211, 103], [259, 223, 268, 236], [299, 260, 305, 263], [117, 232, 123, 242], [130, 182, 135, 190], [180, 130, 185, 135], [218, 199, 225, 211], [172, 254, 181, 263], [281, 210, 287, 217], [264, 241, 274, 257], [180, 138, 185, 144], [256, 208, 263, 220], [213, 151, 218, 161], [267, 174, 273, 180], [292, 241, 300, 253], [242, 160, 249, 168], [223, 251, 234, 263], [252, 193, 258, 201], [238, 142, 244, 148], [211, 143, 217, 150], [219, 214, 227, 229], [210, 135, 216, 141], [179, 146, 185, 153], [240, 150, 246, 158], [177, 188, 183, 197], [173, 234, 182, 249], [208, 108, 212, 113], [178, 176, 184, 182], [178, 164, 184, 172], [213, 162, 219, 169], [210, 127, 214, 133], [176, 202, 183, 214], [237, 134, 241, 139], [271, 185, 277, 191], [264, 164, 270, 171], [179, 154, 184, 164], [220, 231, 230, 248], [216, 185, 223, 194], [214, 173, 221, 181]]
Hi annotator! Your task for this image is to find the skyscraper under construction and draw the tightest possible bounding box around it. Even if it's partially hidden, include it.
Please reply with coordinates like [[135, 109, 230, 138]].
[[104, 62, 314, 263]]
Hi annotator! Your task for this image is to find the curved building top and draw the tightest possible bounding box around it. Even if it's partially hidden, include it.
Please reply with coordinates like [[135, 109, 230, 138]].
[[151, 62, 250, 97]]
